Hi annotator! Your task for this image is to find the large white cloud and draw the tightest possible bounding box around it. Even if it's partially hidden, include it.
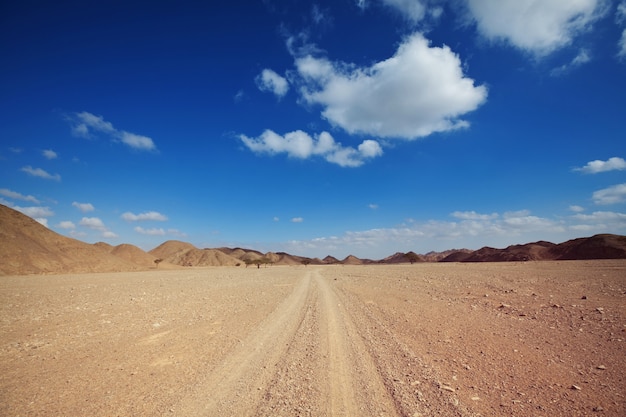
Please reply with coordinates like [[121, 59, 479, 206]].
[[295, 33, 487, 139], [70, 112, 156, 152], [467, 0, 609, 56], [240, 130, 382, 167]]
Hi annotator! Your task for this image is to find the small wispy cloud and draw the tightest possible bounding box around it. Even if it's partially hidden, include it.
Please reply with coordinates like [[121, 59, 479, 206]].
[[592, 183, 626, 205], [134, 226, 166, 236], [15, 205, 54, 219], [291, 217, 304, 223], [368, 203, 379, 210], [79, 216, 118, 238], [134, 226, 186, 237], [21, 166, 61, 181], [58, 221, 76, 230], [574, 157, 626, 174], [72, 201, 95, 213], [121, 211, 168, 222], [42, 149, 58, 159], [68, 111, 157, 152], [255, 69, 289, 98], [617, 1, 626, 58], [551, 49, 591, 76], [0, 188, 39, 203]]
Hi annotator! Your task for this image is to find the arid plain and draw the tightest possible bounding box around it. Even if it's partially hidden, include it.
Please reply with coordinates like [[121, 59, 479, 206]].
[[1, 261, 624, 416]]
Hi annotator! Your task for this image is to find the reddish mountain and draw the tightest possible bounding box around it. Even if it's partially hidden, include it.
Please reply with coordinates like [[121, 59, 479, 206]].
[[440, 235, 625, 262], [549, 234, 626, 260]]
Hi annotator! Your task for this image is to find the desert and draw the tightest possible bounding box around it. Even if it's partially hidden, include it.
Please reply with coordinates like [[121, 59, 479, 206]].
[[1, 204, 625, 416], [1, 262, 625, 416]]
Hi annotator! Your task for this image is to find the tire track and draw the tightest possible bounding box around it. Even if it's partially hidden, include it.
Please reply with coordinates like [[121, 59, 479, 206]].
[[315, 270, 401, 416], [173, 271, 313, 416]]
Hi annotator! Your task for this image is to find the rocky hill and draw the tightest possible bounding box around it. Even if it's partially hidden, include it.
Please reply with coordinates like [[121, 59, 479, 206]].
[[0, 204, 154, 275], [2, 203, 625, 275], [440, 235, 626, 262]]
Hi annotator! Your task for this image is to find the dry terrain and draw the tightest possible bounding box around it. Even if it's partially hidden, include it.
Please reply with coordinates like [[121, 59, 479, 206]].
[[1, 261, 624, 416]]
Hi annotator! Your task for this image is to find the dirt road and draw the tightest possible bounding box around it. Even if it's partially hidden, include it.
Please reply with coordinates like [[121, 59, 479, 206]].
[[1, 262, 624, 416]]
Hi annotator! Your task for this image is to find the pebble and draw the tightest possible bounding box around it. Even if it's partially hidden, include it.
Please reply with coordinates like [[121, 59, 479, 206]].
[[596, 365, 606, 370], [571, 385, 582, 390]]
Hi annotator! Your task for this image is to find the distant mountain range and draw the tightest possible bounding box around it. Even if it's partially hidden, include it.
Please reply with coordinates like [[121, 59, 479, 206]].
[[1, 203, 625, 275]]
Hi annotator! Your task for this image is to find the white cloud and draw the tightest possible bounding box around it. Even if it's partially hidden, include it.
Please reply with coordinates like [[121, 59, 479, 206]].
[[467, 0, 609, 56], [575, 157, 626, 173], [134, 226, 166, 236], [569, 205, 585, 212], [79, 217, 107, 231], [15, 205, 54, 219], [121, 211, 168, 222], [283, 209, 574, 258], [58, 221, 76, 230], [551, 48, 591, 75], [72, 201, 95, 212], [119, 131, 156, 151], [69, 111, 156, 151], [295, 33, 487, 139], [617, 2, 626, 58], [292, 217, 304, 223], [368, 203, 379, 210], [77, 217, 117, 238], [42, 149, 58, 159], [240, 129, 383, 167], [592, 183, 626, 205], [21, 166, 61, 181], [273, 216, 280, 222], [0, 188, 39, 203], [256, 69, 289, 98], [234, 89, 245, 102], [452, 210, 498, 220], [619, 29, 626, 58], [382, 0, 427, 22]]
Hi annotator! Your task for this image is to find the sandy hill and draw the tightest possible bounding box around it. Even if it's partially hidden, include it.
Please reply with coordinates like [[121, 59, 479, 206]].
[[0, 204, 147, 275], [149, 241, 242, 267], [110, 244, 160, 268], [342, 255, 363, 265]]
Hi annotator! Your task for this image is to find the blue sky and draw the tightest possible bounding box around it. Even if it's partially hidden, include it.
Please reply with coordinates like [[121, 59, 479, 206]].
[[1, 0, 625, 259]]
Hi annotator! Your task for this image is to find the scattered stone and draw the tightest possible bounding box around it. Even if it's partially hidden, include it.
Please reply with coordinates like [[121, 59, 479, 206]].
[[581, 295, 587, 300], [596, 307, 604, 314], [592, 406, 604, 412], [471, 396, 480, 401], [441, 385, 455, 392], [571, 385, 582, 391], [596, 365, 606, 370]]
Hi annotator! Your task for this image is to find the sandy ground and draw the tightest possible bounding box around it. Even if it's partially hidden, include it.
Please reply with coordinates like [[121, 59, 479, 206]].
[[1, 261, 624, 416]]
